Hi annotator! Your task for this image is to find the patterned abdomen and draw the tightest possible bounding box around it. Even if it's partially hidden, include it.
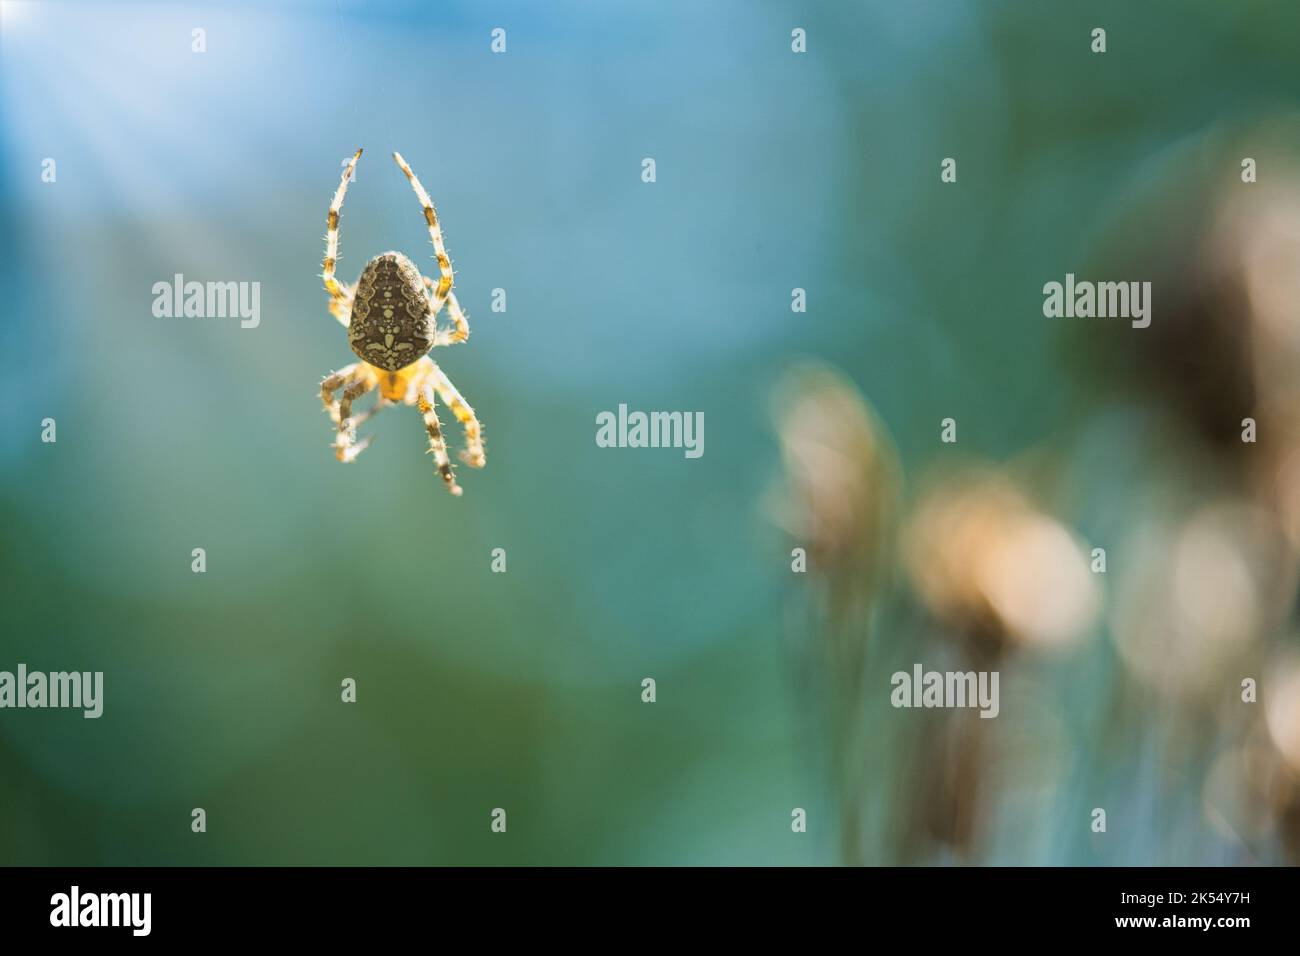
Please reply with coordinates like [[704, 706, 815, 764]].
[[348, 252, 433, 371]]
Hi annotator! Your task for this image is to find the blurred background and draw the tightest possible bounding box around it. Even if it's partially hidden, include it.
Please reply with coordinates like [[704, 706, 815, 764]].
[[2, 0, 1300, 865]]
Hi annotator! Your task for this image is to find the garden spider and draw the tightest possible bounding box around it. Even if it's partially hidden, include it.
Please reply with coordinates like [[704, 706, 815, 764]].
[[319, 148, 485, 496]]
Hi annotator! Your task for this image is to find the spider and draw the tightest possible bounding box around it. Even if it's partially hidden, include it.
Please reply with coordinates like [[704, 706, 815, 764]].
[[318, 148, 485, 496]]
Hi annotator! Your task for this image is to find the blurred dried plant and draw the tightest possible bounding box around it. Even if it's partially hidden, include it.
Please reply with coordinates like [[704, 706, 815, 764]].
[[904, 468, 1098, 657], [767, 118, 1300, 866], [899, 466, 1097, 859], [1069, 115, 1300, 861], [771, 361, 900, 864]]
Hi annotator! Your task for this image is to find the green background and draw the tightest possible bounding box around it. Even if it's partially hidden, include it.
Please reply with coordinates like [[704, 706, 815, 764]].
[[2, 0, 1299, 865]]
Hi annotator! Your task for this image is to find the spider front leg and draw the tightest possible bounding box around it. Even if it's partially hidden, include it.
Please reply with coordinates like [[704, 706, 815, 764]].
[[426, 361, 486, 468], [323, 147, 363, 327], [336, 395, 392, 462], [321, 363, 379, 463], [335, 375, 379, 463], [422, 278, 470, 346], [320, 363, 359, 422], [417, 383, 462, 496], [393, 152, 454, 311]]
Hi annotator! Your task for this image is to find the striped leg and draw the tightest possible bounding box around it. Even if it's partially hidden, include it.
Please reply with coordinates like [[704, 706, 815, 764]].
[[323, 147, 363, 326], [337, 432, 374, 463], [427, 361, 485, 468], [422, 278, 470, 346], [347, 398, 389, 432], [417, 383, 462, 496], [321, 363, 361, 423], [335, 373, 378, 463], [392, 152, 454, 311]]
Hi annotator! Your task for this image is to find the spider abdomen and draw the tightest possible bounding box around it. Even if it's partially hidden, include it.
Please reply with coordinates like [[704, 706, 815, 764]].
[[348, 251, 433, 371]]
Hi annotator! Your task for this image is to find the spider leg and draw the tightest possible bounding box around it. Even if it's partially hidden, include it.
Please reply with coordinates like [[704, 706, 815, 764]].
[[426, 360, 485, 469], [323, 148, 363, 327], [335, 371, 379, 463], [328, 288, 353, 327], [322, 364, 379, 462], [417, 381, 462, 496], [321, 363, 360, 423], [336, 395, 391, 463], [392, 152, 454, 313], [347, 397, 391, 432], [422, 277, 470, 347]]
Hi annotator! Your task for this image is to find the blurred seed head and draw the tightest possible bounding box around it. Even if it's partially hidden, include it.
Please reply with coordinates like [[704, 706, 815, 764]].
[[903, 468, 1098, 651], [1265, 654, 1300, 775], [772, 362, 900, 591], [1214, 177, 1300, 402], [1071, 116, 1300, 456], [1203, 676, 1300, 863], [1112, 501, 1288, 701]]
